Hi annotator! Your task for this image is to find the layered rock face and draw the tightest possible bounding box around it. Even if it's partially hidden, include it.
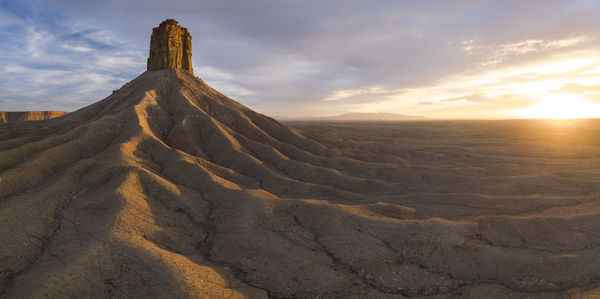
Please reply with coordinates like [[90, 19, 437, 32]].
[[147, 19, 193, 74], [0, 111, 67, 123]]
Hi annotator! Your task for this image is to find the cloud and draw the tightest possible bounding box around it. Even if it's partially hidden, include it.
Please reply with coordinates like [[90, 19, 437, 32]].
[[464, 36, 592, 66], [440, 94, 493, 103], [322, 86, 387, 102], [61, 44, 94, 53], [0, 4, 145, 111], [194, 65, 258, 103], [320, 53, 600, 118]]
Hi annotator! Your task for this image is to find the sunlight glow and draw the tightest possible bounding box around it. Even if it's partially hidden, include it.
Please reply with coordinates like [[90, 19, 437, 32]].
[[519, 58, 597, 75], [511, 93, 600, 119], [321, 53, 600, 119]]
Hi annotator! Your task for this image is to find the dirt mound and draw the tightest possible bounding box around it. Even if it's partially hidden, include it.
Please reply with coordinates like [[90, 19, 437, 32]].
[[0, 69, 401, 298]]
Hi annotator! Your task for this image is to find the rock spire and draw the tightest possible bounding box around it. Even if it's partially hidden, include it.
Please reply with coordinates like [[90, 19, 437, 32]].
[[147, 19, 193, 74]]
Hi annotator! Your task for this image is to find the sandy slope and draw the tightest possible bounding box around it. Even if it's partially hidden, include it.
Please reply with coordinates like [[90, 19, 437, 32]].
[[0, 70, 599, 298]]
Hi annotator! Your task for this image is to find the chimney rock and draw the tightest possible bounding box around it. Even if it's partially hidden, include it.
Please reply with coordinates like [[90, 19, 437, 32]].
[[147, 19, 193, 74]]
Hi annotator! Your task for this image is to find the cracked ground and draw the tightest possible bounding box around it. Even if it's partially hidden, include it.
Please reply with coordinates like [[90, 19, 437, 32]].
[[1, 70, 600, 298]]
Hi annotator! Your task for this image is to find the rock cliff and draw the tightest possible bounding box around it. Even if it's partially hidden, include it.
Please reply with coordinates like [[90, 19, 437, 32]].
[[0, 111, 67, 123], [147, 19, 193, 74]]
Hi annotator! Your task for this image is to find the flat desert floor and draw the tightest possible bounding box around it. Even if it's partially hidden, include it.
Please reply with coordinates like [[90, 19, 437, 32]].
[[288, 119, 600, 297], [289, 119, 600, 220]]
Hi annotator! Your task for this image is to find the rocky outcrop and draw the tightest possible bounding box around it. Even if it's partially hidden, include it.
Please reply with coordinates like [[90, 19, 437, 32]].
[[147, 19, 193, 74], [0, 111, 67, 123]]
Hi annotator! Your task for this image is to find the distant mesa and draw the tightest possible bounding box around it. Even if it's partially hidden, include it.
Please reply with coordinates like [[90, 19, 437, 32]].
[[0, 111, 67, 124], [326, 112, 428, 121], [285, 112, 428, 122], [147, 18, 193, 74]]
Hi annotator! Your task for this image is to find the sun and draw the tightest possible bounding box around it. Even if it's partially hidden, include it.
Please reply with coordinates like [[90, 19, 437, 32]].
[[512, 93, 600, 120]]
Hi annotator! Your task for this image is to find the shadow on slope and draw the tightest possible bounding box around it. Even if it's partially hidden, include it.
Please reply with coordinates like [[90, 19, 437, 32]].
[[1, 70, 599, 298]]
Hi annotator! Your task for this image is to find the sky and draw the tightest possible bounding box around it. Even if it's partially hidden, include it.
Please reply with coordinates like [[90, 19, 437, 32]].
[[1, 0, 600, 119]]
